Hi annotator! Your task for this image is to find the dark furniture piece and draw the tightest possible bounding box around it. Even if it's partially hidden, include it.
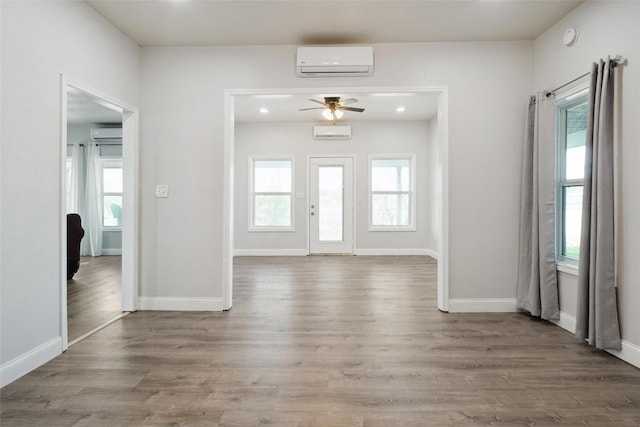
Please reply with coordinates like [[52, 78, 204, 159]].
[[67, 213, 85, 280]]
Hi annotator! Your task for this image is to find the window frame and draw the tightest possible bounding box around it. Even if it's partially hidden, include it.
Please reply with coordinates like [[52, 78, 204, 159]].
[[555, 86, 589, 268], [100, 157, 124, 230], [248, 156, 295, 232], [368, 153, 417, 231]]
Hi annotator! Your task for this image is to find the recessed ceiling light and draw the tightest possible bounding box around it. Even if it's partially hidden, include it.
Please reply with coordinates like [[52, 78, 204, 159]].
[[396, 106, 406, 112], [259, 107, 269, 114]]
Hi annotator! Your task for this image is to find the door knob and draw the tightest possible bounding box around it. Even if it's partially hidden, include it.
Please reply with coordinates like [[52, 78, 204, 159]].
[[310, 212, 315, 216]]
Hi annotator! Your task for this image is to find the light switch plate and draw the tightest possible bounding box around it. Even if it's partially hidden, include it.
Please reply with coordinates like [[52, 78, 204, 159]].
[[155, 185, 169, 198]]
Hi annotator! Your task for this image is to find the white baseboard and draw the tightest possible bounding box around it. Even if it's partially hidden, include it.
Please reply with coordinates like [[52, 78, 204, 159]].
[[138, 297, 224, 311], [607, 340, 640, 369], [448, 298, 517, 313], [102, 249, 122, 256], [233, 249, 308, 257], [233, 248, 439, 258], [0, 337, 62, 387], [551, 311, 639, 368], [550, 311, 576, 334], [355, 248, 438, 258]]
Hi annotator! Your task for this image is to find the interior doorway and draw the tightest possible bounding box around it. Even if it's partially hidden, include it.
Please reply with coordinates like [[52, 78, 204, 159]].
[[61, 77, 139, 348], [224, 86, 449, 312], [308, 157, 354, 254]]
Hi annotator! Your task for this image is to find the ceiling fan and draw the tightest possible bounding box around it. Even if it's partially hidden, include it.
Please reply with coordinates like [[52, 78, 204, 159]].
[[299, 96, 365, 120]]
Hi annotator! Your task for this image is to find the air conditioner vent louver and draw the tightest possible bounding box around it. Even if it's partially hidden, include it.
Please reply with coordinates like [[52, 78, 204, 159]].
[[91, 128, 122, 141], [313, 126, 352, 140], [296, 46, 374, 77]]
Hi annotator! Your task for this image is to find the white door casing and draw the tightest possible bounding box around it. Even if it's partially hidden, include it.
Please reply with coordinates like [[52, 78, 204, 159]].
[[60, 76, 139, 349]]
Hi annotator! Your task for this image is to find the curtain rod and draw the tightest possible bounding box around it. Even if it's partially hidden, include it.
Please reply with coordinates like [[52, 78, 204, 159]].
[[546, 55, 625, 97]]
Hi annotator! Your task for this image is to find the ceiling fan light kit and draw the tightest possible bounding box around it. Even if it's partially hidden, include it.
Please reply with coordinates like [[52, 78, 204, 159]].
[[299, 96, 365, 121]]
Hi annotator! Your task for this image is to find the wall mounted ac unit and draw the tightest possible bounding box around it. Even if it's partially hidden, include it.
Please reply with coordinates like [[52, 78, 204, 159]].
[[91, 128, 122, 141], [313, 125, 352, 140], [296, 46, 374, 77]]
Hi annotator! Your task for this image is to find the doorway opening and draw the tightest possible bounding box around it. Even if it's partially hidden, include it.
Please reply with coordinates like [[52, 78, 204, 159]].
[[61, 78, 139, 348], [224, 86, 449, 312]]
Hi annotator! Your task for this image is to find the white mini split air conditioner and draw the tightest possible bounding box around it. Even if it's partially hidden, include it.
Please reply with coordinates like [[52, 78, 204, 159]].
[[91, 128, 122, 141], [313, 126, 352, 140], [296, 46, 374, 77]]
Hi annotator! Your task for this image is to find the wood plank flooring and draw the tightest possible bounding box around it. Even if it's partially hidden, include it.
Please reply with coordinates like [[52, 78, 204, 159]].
[[67, 256, 122, 343], [2, 256, 640, 426]]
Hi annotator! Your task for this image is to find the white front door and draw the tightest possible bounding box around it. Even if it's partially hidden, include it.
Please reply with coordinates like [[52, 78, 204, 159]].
[[309, 157, 354, 254]]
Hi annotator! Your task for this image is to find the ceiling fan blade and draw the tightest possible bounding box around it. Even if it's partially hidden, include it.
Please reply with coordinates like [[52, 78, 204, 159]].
[[308, 98, 328, 106], [340, 98, 358, 105], [298, 107, 324, 111], [340, 106, 365, 112]]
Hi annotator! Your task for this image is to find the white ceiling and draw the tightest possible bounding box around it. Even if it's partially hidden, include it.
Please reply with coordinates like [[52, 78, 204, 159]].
[[79, 0, 582, 123], [67, 89, 122, 125], [234, 91, 439, 123], [86, 0, 583, 47]]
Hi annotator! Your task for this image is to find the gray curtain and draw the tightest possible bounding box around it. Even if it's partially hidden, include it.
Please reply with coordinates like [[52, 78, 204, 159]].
[[575, 59, 621, 350], [516, 94, 559, 321]]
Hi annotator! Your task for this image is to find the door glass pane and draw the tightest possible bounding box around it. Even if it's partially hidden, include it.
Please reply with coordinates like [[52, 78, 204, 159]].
[[372, 193, 410, 226], [562, 186, 583, 258], [103, 195, 123, 227], [565, 103, 587, 180], [254, 195, 291, 226], [254, 160, 291, 192], [318, 166, 343, 242]]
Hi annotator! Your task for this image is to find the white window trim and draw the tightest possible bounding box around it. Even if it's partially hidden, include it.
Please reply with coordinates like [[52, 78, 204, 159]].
[[368, 153, 416, 231], [555, 82, 588, 268], [248, 155, 295, 232], [100, 157, 123, 231]]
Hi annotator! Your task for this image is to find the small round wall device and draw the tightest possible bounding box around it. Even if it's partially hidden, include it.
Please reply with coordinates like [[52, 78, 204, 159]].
[[563, 27, 579, 47]]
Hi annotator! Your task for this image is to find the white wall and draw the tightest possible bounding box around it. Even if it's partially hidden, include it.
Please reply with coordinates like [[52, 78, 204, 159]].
[[426, 116, 440, 251], [533, 1, 640, 363], [139, 41, 532, 303], [233, 120, 435, 255], [0, 1, 139, 385]]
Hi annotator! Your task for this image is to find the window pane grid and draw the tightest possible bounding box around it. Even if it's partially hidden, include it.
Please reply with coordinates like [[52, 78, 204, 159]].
[[101, 161, 123, 228], [251, 158, 293, 229], [253, 195, 291, 227], [369, 155, 415, 229], [556, 94, 587, 263], [561, 185, 583, 259]]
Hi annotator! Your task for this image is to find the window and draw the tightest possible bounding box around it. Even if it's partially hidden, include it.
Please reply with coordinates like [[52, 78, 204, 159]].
[[557, 89, 588, 263], [249, 157, 294, 231], [369, 154, 416, 230], [101, 160, 123, 228]]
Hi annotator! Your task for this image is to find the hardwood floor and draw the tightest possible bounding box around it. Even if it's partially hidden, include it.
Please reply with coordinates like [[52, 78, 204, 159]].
[[67, 256, 122, 343], [2, 256, 640, 426]]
